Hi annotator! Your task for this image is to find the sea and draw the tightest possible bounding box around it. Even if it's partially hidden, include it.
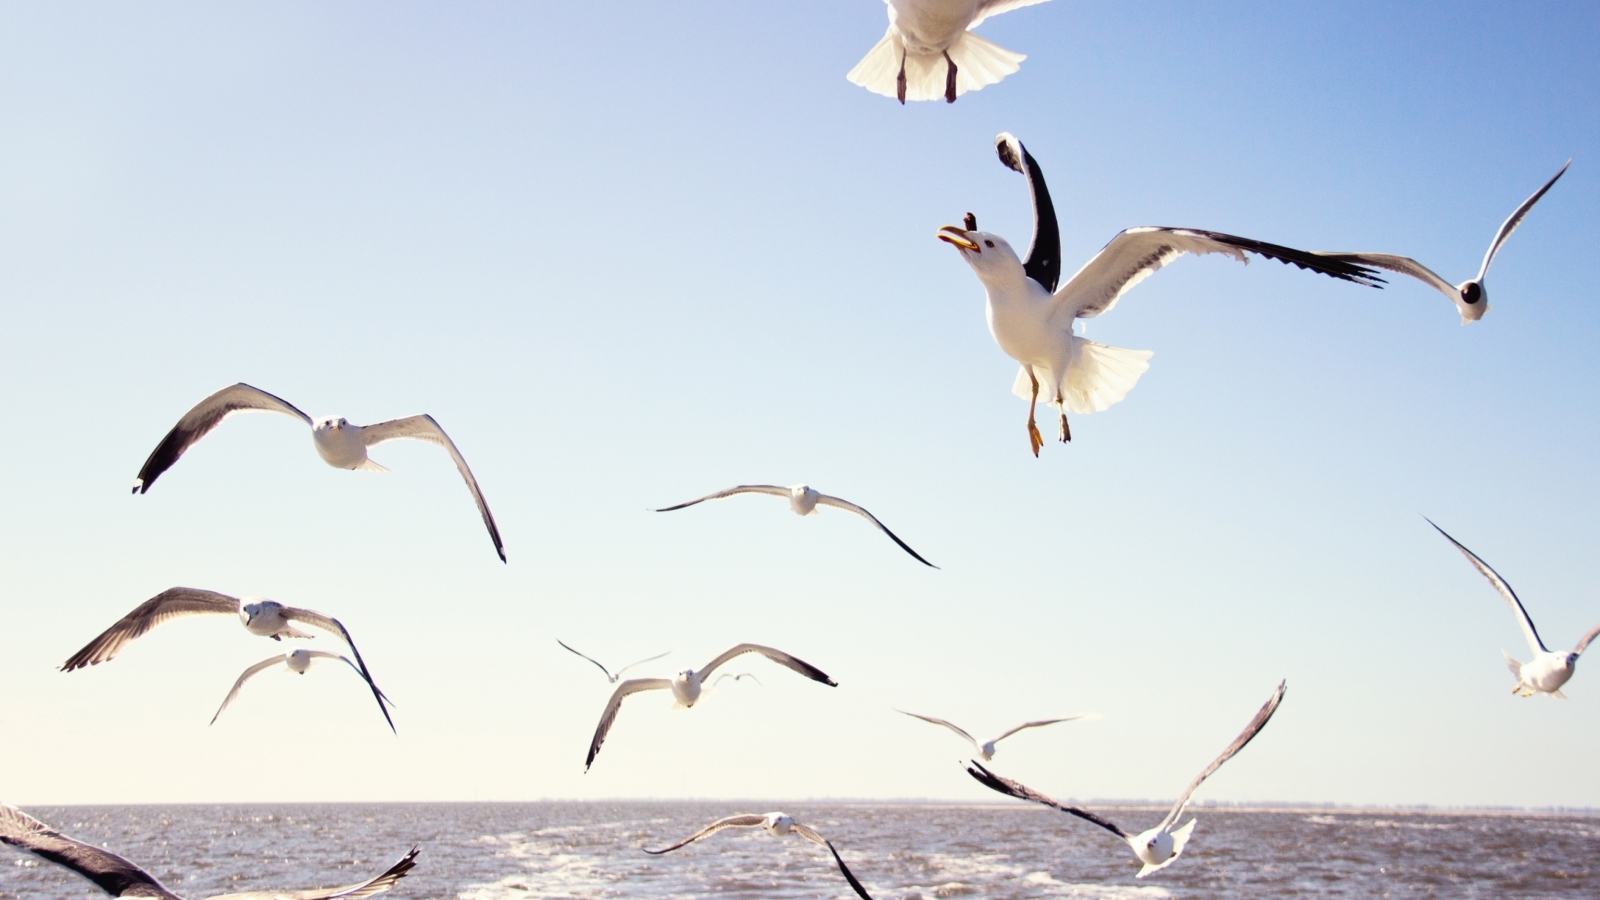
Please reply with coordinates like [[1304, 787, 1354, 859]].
[[1, 803, 1594, 899]]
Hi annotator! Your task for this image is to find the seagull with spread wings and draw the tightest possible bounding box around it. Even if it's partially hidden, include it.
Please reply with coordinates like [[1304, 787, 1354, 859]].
[[966, 681, 1285, 878], [653, 484, 935, 567], [557, 640, 670, 684], [0, 802, 418, 899], [210, 648, 394, 730], [848, 0, 1051, 104], [59, 586, 394, 733], [939, 133, 1384, 454], [131, 383, 504, 562], [898, 709, 1091, 760], [644, 812, 873, 900], [1428, 518, 1600, 698], [585, 643, 837, 770]]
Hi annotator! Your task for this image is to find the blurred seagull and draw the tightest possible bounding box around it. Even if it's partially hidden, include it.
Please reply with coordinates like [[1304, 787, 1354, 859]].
[[557, 640, 670, 684], [940, 133, 1384, 454], [211, 648, 394, 732], [585, 643, 837, 770], [645, 812, 873, 900], [848, 0, 1052, 104], [1428, 518, 1600, 698], [131, 383, 505, 562], [898, 709, 1091, 760], [1316, 161, 1569, 323], [654, 484, 935, 567], [59, 586, 394, 733], [0, 802, 418, 899], [967, 681, 1285, 878]]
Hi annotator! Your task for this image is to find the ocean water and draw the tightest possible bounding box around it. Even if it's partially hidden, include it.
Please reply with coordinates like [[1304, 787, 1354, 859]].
[[0, 802, 1594, 899]]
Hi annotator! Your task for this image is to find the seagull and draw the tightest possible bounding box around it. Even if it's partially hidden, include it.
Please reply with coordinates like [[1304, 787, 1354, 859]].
[[966, 680, 1285, 878], [1315, 161, 1569, 324], [1427, 518, 1600, 698], [653, 484, 935, 567], [939, 133, 1385, 454], [131, 383, 504, 562], [59, 586, 394, 733], [0, 802, 418, 899], [211, 648, 394, 731], [645, 812, 873, 900], [848, 0, 1052, 104], [585, 643, 837, 770], [557, 640, 670, 684], [898, 709, 1090, 760]]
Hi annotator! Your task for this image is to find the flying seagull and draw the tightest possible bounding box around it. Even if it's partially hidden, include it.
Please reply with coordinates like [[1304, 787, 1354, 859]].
[[585, 643, 837, 770], [848, 0, 1052, 104], [557, 640, 670, 684], [211, 648, 394, 731], [0, 801, 418, 899], [645, 812, 873, 900], [939, 133, 1384, 454], [131, 383, 504, 562], [59, 586, 394, 733], [967, 680, 1286, 878], [654, 484, 935, 567], [1315, 161, 1569, 324], [1428, 518, 1600, 698], [898, 709, 1090, 760]]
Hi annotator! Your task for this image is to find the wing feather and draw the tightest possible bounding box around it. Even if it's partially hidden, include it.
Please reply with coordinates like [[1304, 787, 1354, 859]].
[[1478, 160, 1569, 282], [286, 611, 395, 733], [210, 654, 287, 725], [897, 710, 978, 750], [61, 587, 240, 671], [790, 827, 875, 900], [971, 0, 1052, 28], [1427, 518, 1547, 655], [653, 485, 790, 512], [203, 847, 419, 900], [585, 678, 672, 770], [992, 715, 1086, 744], [697, 643, 838, 687], [558, 640, 617, 680], [813, 494, 936, 567], [133, 383, 310, 494], [965, 761, 1130, 839], [995, 132, 1061, 293], [1572, 621, 1600, 656], [359, 415, 505, 563], [642, 815, 766, 854], [0, 803, 180, 899], [1159, 681, 1286, 831]]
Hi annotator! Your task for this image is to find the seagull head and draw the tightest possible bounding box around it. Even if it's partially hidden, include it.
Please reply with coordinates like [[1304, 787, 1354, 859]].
[[1566, 652, 1580, 669], [938, 225, 1023, 283], [764, 813, 795, 835], [316, 416, 351, 431], [1452, 280, 1489, 323], [239, 600, 276, 627]]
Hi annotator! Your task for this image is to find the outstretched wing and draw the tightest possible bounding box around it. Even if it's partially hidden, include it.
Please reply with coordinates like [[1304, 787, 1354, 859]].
[[698, 643, 838, 687], [615, 650, 671, 677], [0, 803, 181, 899], [1310, 252, 1457, 301], [995, 132, 1061, 293], [286, 611, 395, 733], [133, 383, 311, 494], [1427, 518, 1547, 655], [1160, 680, 1286, 831], [1055, 227, 1385, 322], [61, 587, 240, 671], [586, 678, 672, 770], [359, 414, 505, 563], [211, 654, 287, 725], [204, 847, 419, 900], [965, 761, 1129, 839], [1478, 160, 1570, 282], [1573, 621, 1600, 656], [814, 494, 937, 568], [653, 485, 790, 512], [897, 710, 978, 751], [642, 815, 766, 854], [791, 825, 876, 900], [558, 640, 617, 680], [992, 715, 1087, 744]]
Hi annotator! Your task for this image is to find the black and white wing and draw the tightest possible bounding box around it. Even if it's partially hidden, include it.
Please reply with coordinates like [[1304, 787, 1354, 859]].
[[813, 494, 937, 567], [203, 847, 419, 900], [133, 383, 311, 494], [995, 132, 1061, 293], [283, 610, 395, 733], [359, 414, 505, 563], [558, 640, 618, 681], [897, 710, 979, 752], [1477, 160, 1569, 283], [585, 677, 673, 770], [0, 803, 181, 899], [992, 715, 1087, 744], [643, 815, 766, 854], [1310, 252, 1458, 301], [1054, 227, 1385, 322], [210, 654, 289, 724], [965, 761, 1130, 839], [1427, 518, 1548, 656], [790, 825, 875, 900], [1159, 680, 1286, 832], [698, 643, 838, 687], [61, 587, 241, 671], [653, 485, 790, 512]]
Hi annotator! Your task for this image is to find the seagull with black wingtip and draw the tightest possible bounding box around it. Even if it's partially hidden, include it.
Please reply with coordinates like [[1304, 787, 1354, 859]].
[[644, 812, 873, 900], [653, 484, 935, 567]]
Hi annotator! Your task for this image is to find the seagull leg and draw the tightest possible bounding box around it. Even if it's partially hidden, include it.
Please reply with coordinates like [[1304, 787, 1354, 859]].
[[1026, 369, 1044, 457], [943, 50, 958, 103], [896, 48, 907, 104], [1055, 391, 1072, 443]]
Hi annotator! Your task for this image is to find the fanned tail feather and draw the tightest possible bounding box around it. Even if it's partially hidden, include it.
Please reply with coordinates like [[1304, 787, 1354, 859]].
[[1011, 339, 1153, 415], [846, 30, 903, 99], [948, 31, 1025, 95], [849, 29, 1024, 102], [1503, 651, 1524, 679]]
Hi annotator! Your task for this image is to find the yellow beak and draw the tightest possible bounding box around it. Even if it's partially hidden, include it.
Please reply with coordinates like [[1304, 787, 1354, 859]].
[[937, 225, 979, 251]]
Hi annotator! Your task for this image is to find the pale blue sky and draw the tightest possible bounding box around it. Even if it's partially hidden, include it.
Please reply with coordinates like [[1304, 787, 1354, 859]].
[[1, 2, 1597, 808]]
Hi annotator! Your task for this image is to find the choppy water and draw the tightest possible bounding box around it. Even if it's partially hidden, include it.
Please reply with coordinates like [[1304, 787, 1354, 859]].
[[1, 803, 1594, 899]]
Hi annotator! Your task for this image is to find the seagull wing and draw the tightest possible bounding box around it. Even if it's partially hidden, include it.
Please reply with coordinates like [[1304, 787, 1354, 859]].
[[642, 815, 766, 854], [0, 803, 181, 899], [995, 132, 1061, 293], [965, 760, 1129, 839], [698, 643, 838, 686], [203, 847, 419, 900], [358, 414, 505, 563], [586, 677, 672, 770], [1477, 160, 1570, 282], [992, 715, 1087, 744], [133, 383, 311, 494], [1572, 621, 1600, 656], [790, 826, 876, 900], [971, 0, 1052, 28], [558, 640, 617, 680], [1159, 680, 1287, 832], [652, 485, 790, 512], [896, 710, 979, 751], [614, 650, 672, 677], [61, 587, 241, 671], [1054, 227, 1385, 322], [287, 611, 395, 733], [1309, 252, 1458, 301], [1427, 518, 1548, 655], [813, 494, 937, 567], [211, 654, 288, 725]]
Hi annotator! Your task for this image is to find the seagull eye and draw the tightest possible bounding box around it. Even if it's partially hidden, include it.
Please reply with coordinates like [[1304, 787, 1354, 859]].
[[985, 240, 995, 248]]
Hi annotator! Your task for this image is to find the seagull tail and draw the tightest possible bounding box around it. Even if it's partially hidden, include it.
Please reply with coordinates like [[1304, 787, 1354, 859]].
[[1012, 339, 1153, 416], [354, 458, 391, 473], [1503, 651, 1525, 680], [945, 30, 1025, 96], [846, 28, 904, 99]]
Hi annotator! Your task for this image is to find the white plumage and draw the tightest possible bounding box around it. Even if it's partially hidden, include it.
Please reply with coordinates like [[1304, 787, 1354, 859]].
[[848, 0, 1051, 103]]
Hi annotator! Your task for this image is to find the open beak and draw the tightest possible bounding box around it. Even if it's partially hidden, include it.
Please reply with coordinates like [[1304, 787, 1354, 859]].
[[937, 225, 979, 252]]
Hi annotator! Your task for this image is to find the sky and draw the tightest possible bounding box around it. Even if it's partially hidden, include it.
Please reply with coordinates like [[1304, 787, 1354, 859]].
[[1, 1, 1597, 810]]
